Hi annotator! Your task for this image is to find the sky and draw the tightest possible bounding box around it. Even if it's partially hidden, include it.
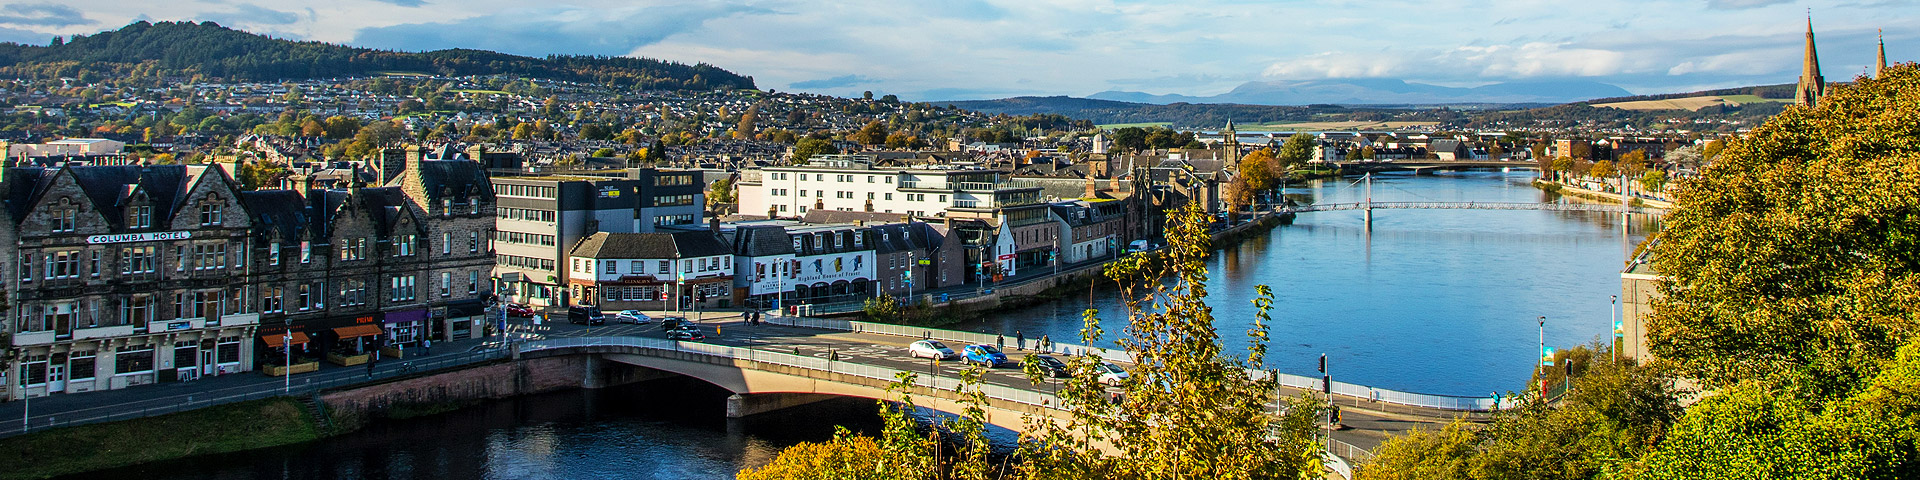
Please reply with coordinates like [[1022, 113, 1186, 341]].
[[4, 0, 1915, 101]]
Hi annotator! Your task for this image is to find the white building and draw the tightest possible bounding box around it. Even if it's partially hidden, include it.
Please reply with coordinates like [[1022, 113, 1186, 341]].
[[736, 154, 1043, 220]]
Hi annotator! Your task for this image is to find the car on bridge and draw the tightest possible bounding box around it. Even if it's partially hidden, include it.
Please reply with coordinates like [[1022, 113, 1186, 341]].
[[567, 306, 606, 326], [666, 325, 706, 341], [1097, 362, 1129, 386], [908, 340, 958, 360], [1035, 355, 1071, 378], [659, 316, 689, 331], [961, 344, 1010, 367], [504, 303, 534, 317]]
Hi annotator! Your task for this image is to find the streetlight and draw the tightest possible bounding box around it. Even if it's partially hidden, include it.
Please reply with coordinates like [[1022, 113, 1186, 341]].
[[1610, 295, 1620, 363], [1538, 315, 1547, 399], [283, 330, 291, 395]]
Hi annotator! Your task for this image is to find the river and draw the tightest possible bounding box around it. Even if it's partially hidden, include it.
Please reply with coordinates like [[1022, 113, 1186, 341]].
[[90, 171, 1650, 479], [954, 169, 1654, 396]]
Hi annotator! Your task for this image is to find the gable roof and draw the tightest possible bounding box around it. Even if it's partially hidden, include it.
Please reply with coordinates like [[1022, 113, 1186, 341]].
[[572, 231, 732, 260]]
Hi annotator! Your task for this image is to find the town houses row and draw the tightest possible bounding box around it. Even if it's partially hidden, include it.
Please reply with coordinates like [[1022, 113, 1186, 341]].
[[3, 149, 1149, 402]]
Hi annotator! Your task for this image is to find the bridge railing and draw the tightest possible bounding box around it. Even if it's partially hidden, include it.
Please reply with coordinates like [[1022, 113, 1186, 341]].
[[518, 336, 1062, 410], [765, 316, 1499, 412]]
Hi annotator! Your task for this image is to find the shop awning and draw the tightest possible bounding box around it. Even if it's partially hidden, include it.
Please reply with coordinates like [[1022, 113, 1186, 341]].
[[333, 324, 383, 339], [385, 309, 429, 324], [262, 332, 310, 348]]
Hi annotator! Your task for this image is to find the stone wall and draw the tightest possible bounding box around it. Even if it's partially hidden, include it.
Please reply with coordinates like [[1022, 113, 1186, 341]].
[[318, 354, 661, 419]]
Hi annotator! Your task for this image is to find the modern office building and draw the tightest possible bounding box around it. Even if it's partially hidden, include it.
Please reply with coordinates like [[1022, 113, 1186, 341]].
[[491, 169, 704, 307]]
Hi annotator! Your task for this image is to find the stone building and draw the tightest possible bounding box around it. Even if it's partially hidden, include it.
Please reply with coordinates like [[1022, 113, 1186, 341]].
[[3, 165, 260, 400], [565, 231, 733, 312], [384, 146, 495, 341]]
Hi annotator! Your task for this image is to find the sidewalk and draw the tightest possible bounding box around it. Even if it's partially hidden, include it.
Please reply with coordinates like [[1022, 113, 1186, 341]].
[[0, 335, 498, 437]]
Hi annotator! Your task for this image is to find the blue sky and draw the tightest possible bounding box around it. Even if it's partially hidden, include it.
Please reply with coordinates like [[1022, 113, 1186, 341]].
[[8, 0, 1916, 101]]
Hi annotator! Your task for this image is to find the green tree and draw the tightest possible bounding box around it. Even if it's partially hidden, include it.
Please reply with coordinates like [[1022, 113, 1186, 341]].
[[235, 160, 288, 191], [1588, 160, 1616, 179], [1639, 170, 1668, 193], [1276, 133, 1316, 167], [1647, 64, 1920, 394], [793, 138, 837, 163], [1237, 148, 1280, 191]]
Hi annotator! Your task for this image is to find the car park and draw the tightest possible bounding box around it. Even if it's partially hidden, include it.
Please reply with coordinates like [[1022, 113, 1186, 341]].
[[1097, 362, 1130, 386], [908, 340, 958, 360], [962, 344, 1010, 367], [1035, 355, 1071, 378], [612, 310, 652, 324]]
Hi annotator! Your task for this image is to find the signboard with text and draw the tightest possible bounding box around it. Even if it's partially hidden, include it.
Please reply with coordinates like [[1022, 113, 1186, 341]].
[[87, 231, 192, 244]]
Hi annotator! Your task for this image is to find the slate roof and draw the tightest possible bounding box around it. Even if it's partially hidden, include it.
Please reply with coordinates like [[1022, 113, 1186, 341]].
[[726, 225, 796, 256], [242, 189, 312, 243], [3, 165, 222, 232], [573, 231, 732, 259], [801, 210, 906, 224], [411, 160, 494, 202]]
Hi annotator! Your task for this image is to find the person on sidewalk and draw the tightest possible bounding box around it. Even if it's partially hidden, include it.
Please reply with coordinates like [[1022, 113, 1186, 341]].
[[1041, 334, 1051, 352], [423, 339, 432, 356], [1017, 331, 1025, 351], [366, 359, 376, 378]]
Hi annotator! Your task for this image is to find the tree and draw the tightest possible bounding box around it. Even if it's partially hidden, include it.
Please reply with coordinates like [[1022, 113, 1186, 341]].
[[235, 161, 289, 191], [1276, 133, 1316, 167], [707, 176, 736, 214], [1646, 64, 1920, 395], [1588, 160, 1616, 179], [737, 428, 897, 480], [1237, 148, 1280, 191], [591, 148, 616, 158], [793, 138, 837, 163], [1639, 170, 1668, 193], [850, 121, 889, 146]]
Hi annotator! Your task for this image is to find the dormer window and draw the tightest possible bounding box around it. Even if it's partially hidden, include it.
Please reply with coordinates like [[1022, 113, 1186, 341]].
[[130, 205, 152, 229]]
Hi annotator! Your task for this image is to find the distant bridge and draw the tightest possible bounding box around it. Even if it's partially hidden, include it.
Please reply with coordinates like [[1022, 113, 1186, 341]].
[[1333, 160, 1538, 174], [1280, 201, 1660, 215]]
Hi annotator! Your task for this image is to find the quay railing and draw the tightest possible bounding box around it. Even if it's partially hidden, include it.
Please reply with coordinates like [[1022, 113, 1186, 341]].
[[0, 349, 506, 438]]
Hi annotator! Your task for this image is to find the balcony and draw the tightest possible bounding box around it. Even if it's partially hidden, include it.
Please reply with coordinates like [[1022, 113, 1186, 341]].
[[897, 181, 950, 191], [74, 324, 138, 340], [13, 330, 56, 346]]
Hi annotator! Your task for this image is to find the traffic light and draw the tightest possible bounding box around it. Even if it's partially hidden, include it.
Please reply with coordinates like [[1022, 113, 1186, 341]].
[[1332, 405, 1342, 424], [1318, 354, 1326, 373]]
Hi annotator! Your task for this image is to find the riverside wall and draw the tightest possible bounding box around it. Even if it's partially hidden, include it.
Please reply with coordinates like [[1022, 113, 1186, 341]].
[[1533, 178, 1674, 210], [318, 354, 665, 423]]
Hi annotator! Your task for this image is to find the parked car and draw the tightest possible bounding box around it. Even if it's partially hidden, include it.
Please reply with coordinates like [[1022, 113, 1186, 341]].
[[962, 344, 1010, 367], [1035, 355, 1071, 378], [908, 340, 958, 360], [659, 316, 689, 331], [666, 326, 706, 341], [504, 303, 534, 317], [1097, 362, 1130, 386], [567, 306, 606, 325], [612, 310, 652, 324]]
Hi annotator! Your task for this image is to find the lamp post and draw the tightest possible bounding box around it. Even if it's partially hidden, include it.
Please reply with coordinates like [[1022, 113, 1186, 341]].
[[1538, 315, 1546, 398], [283, 330, 291, 395], [1610, 295, 1619, 363]]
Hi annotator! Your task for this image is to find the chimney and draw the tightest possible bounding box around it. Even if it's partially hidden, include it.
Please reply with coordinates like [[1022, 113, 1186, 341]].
[[710, 215, 721, 235], [1084, 177, 1097, 198]]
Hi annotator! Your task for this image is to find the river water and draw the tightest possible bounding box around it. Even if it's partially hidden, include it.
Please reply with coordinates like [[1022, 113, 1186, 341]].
[[955, 169, 1654, 397], [92, 171, 1650, 479]]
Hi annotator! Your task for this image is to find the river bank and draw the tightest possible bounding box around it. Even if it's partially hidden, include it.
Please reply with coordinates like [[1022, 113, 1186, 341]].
[[0, 398, 321, 480], [1532, 178, 1674, 210]]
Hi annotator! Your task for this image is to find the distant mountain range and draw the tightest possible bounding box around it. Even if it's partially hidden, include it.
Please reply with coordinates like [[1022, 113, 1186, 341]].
[[0, 21, 755, 90], [1086, 78, 1633, 106]]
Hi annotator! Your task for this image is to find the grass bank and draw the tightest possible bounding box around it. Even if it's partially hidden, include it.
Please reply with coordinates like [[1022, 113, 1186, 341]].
[[0, 398, 320, 480]]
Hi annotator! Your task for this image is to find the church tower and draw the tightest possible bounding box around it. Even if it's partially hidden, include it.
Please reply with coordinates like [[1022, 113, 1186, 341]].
[[1795, 17, 1827, 107], [1222, 119, 1240, 167], [1878, 29, 1889, 79]]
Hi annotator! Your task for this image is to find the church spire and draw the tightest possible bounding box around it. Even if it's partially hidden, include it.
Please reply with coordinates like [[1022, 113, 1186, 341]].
[[1877, 29, 1889, 79], [1795, 15, 1827, 107]]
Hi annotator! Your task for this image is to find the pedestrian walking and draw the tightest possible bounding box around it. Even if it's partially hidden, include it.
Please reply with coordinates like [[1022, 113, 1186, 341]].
[[997, 335, 1005, 349], [366, 359, 376, 378], [423, 338, 432, 356], [1041, 334, 1051, 352], [1017, 331, 1025, 351]]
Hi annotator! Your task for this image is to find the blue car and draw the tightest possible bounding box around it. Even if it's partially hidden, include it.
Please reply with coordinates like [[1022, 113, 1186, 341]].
[[962, 344, 1010, 367]]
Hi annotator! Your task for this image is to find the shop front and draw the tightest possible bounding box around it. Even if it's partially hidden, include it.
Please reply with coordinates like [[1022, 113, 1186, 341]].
[[326, 320, 383, 366], [382, 309, 429, 358], [446, 300, 486, 340]]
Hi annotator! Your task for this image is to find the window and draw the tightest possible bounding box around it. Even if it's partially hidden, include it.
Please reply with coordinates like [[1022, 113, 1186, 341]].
[[653, 174, 694, 186], [572, 259, 582, 273], [470, 232, 480, 253], [630, 260, 644, 272], [393, 235, 414, 257], [121, 296, 152, 324], [495, 184, 558, 198], [654, 214, 696, 226], [391, 275, 416, 301], [442, 232, 452, 255], [268, 242, 281, 266], [19, 253, 31, 283], [495, 255, 556, 271], [49, 250, 81, 279], [938, 195, 947, 203], [799, 189, 807, 197], [816, 190, 824, 198], [605, 261, 618, 274], [115, 345, 154, 375], [867, 192, 875, 200], [89, 250, 99, 277], [440, 271, 452, 297], [199, 203, 222, 226], [468, 271, 479, 295], [130, 205, 152, 229], [262, 286, 283, 313], [867, 175, 875, 183], [299, 241, 311, 263], [340, 280, 368, 307], [191, 244, 227, 271], [658, 260, 670, 274], [69, 352, 95, 380], [655, 194, 696, 206], [496, 207, 557, 222], [51, 198, 77, 233], [296, 284, 312, 311], [494, 231, 558, 246]]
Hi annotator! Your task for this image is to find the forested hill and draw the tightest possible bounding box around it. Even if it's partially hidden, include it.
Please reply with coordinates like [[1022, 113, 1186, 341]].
[[0, 21, 756, 90]]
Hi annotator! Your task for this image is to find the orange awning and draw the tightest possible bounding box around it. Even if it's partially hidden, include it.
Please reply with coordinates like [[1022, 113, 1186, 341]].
[[333, 324, 383, 339], [262, 332, 311, 348]]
